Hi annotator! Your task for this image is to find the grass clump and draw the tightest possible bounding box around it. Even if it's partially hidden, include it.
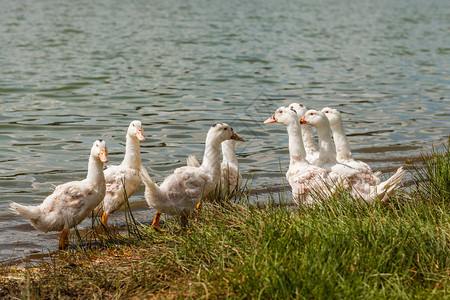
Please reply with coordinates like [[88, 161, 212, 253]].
[[410, 138, 450, 204], [156, 194, 449, 299], [1, 141, 449, 299]]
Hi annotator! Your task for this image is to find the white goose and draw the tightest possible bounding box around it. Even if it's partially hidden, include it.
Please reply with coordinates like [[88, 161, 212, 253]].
[[140, 123, 244, 231], [187, 139, 243, 196], [301, 110, 405, 202], [95, 120, 145, 225], [299, 110, 359, 178], [264, 106, 331, 205], [10, 140, 109, 249], [288, 103, 320, 165], [321, 107, 380, 186]]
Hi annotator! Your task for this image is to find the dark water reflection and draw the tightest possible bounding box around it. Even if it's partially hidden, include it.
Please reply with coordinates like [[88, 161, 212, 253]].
[[0, 0, 449, 261]]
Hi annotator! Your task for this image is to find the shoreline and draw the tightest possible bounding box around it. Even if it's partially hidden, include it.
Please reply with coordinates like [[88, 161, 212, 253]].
[[0, 162, 419, 265], [1, 149, 449, 299]]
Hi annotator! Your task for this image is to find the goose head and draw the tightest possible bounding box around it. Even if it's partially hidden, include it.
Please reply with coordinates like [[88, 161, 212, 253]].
[[128, 120, 146, 141], [289, 103, 308, 118], [92, 139, 109, 163], [263, 106, 299, 126], [321, 107, 342, 128], [300, 110, 329, 129], [208, 123, 244, 143]]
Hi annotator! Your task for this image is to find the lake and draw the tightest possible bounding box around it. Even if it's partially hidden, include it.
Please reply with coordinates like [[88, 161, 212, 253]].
[[0, 0, 449, 261]]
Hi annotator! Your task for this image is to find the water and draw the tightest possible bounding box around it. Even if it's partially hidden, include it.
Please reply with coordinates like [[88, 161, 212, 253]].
[[0, 0, 449, 261]]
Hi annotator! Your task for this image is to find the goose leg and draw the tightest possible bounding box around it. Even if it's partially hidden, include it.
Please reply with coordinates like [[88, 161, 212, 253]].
[[152, 211, 164, 232], [195, 201, 202, 222], [101, 213, 109, 226], [59, 228, 69, 250], [181, 214, 188, 230]]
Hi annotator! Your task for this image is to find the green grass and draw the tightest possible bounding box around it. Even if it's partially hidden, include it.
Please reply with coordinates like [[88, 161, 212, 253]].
[[1, 141, 449, 299], [410, 140, 450, 204]]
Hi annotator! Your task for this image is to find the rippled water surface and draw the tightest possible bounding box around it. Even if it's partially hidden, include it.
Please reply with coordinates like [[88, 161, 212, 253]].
[[1, 0, 449, 261]]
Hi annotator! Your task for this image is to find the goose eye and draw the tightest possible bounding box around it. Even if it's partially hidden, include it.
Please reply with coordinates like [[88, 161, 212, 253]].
[[300, 104, 304, 107], [309, 113, 313, 116], [224, 128, 227, 131]]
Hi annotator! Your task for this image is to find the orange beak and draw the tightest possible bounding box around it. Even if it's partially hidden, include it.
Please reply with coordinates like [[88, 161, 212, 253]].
[[230, 132, 244, 142], [136, 129, 145, 142], [99, 149, 109, 163], [300, 116, 307, 125], [263, 114, 277, 124]]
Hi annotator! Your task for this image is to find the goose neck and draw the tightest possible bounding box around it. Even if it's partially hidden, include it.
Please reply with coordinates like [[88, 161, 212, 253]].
[[286, 122, 306, 163], [122, 136, 142, 169], [201, 137, 221, 177], [86, 155, 105, 184], [331, 122, 352, 161], [222, 140, 238, 166], [316, 124, 337, 165], [301, 124, 318, 154]]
